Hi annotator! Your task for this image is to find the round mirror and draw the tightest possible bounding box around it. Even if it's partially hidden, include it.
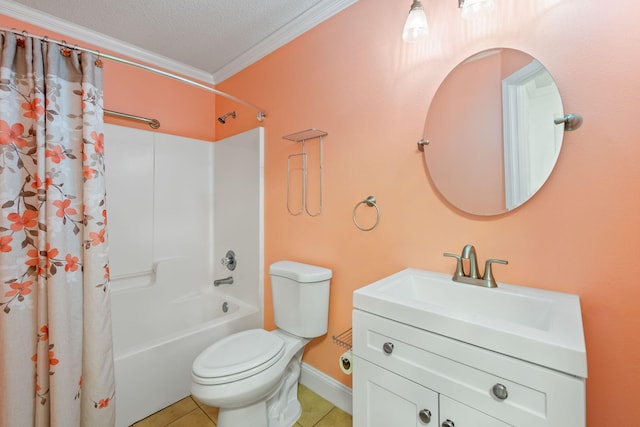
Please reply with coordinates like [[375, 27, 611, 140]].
[[423, 48, 565, 216]]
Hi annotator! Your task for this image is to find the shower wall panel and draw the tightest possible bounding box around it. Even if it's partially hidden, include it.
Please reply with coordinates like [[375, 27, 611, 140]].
[[104, 124, 213, 291]]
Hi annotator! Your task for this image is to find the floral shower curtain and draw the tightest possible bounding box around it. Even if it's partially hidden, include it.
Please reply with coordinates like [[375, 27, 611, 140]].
[[0, 32, 115, 426]]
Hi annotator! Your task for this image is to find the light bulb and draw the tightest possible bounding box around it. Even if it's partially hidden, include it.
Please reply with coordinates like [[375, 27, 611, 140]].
[[460, 0, 496, 19], [402, 0, 429, 42]]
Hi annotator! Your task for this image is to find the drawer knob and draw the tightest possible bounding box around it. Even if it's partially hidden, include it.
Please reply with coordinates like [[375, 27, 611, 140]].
[[382, 342, 394, 354], [441, 420, 455, 427], [418, 409, 432, 423], [492, 383, 509, 400]]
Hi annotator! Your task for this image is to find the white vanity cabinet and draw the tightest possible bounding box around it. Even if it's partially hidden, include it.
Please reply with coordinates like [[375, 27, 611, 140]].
[[352, 309, 586, 427], [354, 357, 440, 426], [354, 356, 511, 427]]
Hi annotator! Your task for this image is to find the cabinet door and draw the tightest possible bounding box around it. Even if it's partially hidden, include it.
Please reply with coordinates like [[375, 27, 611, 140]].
[[354, 357, 439, 427], [440, 395, 512, 427]]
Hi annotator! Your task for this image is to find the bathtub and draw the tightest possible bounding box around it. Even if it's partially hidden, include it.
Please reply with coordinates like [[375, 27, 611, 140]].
[[111, 287, 262, 427]]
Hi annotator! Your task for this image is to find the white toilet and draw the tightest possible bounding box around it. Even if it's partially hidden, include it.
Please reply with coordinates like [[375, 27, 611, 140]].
[[191, 261, 332, 427]]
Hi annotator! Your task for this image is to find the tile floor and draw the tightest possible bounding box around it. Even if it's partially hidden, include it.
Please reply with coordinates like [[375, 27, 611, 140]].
[[131, 384, 352, 427]]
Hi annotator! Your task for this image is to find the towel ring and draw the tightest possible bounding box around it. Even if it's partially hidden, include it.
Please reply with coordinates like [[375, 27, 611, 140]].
[[353, 196, 380, 232]]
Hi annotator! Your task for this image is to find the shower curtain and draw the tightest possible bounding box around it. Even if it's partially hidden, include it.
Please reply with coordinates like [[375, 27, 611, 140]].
[[0, 32, 115, 426]]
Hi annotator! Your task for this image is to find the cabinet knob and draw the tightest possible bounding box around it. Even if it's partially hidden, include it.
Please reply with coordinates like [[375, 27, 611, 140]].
[[441, 420, 455, 427], [492, 383, 509, 400], [382, 342, 394, 354], [418, 409, 432, 424]]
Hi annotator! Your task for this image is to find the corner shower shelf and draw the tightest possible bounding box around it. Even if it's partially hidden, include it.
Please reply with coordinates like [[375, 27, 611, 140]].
[[282, 129, 327, 217]]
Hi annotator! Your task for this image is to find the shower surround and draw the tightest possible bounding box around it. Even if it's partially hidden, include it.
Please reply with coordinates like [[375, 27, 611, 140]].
[[103, 124, 264, 426]]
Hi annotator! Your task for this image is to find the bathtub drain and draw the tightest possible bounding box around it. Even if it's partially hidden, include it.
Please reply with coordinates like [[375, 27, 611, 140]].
[[222, 301, 229, 313]]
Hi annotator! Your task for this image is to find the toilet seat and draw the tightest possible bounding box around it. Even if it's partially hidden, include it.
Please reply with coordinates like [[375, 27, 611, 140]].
[[192, 329, 285, 385]]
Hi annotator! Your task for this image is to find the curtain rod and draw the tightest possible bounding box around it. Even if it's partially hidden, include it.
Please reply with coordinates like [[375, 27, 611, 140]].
[[0, 27, 267, 122]]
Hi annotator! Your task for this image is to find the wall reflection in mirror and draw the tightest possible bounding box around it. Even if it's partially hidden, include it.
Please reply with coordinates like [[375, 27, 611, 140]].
[[422, 48, 566, 216]]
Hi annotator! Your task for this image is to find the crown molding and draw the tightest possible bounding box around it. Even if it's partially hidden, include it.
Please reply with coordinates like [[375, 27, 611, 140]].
[[0, 0, 358, 84], [212, 0, 358, 83], [0, 0, 215, 84]]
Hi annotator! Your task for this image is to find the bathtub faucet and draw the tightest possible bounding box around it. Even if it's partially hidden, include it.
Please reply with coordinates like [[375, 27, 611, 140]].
[[214, 276, 234, 286]]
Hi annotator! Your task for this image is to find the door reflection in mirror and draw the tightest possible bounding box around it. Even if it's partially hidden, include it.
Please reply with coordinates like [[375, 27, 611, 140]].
[[423, 48, 564, 216]]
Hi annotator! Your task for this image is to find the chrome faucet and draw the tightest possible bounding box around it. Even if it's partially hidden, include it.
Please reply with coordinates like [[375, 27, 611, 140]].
[[213, 276, 234, 286], [444, 244, 507, 288], [461, 244, 480, 279]]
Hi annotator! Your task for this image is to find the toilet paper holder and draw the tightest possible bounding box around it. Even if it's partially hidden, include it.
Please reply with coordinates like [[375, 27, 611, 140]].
[[339, 350, 353, 374], [332, 329, 353, 375]]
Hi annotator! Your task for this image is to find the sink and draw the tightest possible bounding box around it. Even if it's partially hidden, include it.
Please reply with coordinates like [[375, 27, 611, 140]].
[[353, 268, 587, 378], [377, 272, 556, 330]]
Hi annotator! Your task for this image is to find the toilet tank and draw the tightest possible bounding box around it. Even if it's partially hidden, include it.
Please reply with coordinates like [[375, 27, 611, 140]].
[[269, 261, 332, 338]]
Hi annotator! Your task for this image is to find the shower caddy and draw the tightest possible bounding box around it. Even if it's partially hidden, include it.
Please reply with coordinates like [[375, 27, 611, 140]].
[[282, 129, 327, 216]]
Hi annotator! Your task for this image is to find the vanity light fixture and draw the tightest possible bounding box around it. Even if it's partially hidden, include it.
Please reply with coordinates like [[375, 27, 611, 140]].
[[458, 0, 496, 19], [403, 0, 496, 42], [402, 0, 429, 42]]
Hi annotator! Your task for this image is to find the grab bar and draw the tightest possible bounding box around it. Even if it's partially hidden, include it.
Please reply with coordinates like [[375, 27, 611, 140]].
[[104, 109, 160, 129]]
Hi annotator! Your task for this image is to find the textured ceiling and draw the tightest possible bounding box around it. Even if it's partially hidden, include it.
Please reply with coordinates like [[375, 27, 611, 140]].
[[5, 0, 355, 82]]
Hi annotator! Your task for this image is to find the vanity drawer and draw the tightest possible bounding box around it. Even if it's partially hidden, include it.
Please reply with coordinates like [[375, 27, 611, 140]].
[[353, 310, 586, 427]]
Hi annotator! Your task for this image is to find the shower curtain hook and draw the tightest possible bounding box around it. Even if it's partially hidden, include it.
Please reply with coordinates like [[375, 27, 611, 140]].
[[60, 40, 72, 57], [95, 50, 103, 68], [17, 30, 27, 47]]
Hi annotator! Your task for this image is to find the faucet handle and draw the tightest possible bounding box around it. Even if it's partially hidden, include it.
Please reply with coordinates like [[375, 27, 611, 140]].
[[482, 259, 508, 288], [221, 250, 237, 271], [443, 253, 465, 278]]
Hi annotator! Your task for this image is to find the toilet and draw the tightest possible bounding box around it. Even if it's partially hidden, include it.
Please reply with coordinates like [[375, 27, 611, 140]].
[[191, 261, 332, 427]]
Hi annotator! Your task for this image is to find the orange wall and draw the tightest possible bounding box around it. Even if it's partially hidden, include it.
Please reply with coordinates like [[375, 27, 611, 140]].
[[0, 15, 216, 141], [216, 0, 640, 425], [4, 0, 640, 424]]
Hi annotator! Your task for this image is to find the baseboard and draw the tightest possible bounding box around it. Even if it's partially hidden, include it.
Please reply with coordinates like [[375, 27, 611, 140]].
[[300, 362, 352, 415]]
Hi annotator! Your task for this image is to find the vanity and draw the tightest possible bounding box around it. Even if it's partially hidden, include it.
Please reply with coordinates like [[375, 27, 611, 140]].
[[352, 269, 587, 427], [350, 44, 586, 426]]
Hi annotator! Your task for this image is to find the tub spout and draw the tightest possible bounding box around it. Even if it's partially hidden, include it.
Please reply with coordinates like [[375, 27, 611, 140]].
[[213, 276, 234, 286]]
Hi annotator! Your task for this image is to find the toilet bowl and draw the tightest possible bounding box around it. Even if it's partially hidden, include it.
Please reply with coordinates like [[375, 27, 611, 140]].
[[191, 261, 332, 427]]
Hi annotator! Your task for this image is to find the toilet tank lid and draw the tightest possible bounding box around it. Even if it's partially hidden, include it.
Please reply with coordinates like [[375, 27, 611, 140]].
[[270, 261, 332, 282]]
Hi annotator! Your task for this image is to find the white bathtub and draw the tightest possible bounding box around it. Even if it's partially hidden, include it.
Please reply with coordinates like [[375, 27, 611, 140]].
[[111, 288, 262, 427]]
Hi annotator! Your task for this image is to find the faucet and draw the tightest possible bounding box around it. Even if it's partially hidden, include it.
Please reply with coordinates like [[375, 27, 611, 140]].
[[213, 276, 234, 286], [443, 244, 507, 288], [461, 244, 480, 279]]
